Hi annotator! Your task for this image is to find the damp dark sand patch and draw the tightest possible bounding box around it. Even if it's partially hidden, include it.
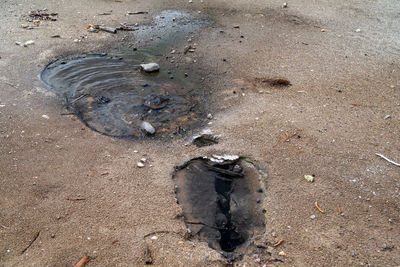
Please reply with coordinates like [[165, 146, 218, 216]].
[[253, 78, 292, 87], [40, 10, 210, 138], [173, 155, 266, 259]]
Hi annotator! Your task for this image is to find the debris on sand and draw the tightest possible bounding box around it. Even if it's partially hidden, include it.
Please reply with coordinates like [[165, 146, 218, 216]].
[[28, 9, 58, 21], [315, 201, 324, 213], [95, 25, 117, 33], [16, 40, 35, 47], [304, 175, 314, 183], [140, 63, 160, 73], [137, 162, 145, 168], [21, 230, 40, 254], [74, 256, 91, 267], [375, 153, 400, 167], [127, 11, 149, 15]]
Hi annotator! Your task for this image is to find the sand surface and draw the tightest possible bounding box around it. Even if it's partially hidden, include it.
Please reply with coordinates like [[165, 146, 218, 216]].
[[0, 0, 399, 266]]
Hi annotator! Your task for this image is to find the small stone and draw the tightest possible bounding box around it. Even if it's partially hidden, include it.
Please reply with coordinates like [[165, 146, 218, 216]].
[[310, 214, 316, 219], [7, 249, 11, 253], [140, 158, 147, 163], [151, 236, 158, 240], [282, 2, 288, 8], [304, 174, 314, 182], [24, 40, 35, 46], [140, 63, 160, 73], [355, 29, 361, 32], [279, 251, 286, 256], [141, 121, 156, 135], [321, 29, 326, 32], [170, 49, 176, 54], [388, 218, 392, 223], [389, 85, 395, 88], [271, 232, 277, 238], [207, 113, 213, 119], [137, 162, 145, 168], [42, 114, 49, 119], [189, 0, 193, 3], [382, 243, 388, 250], [21, 24, 29, 28], [73, 39, 80, 43], [384, 115, 391, 119], [15, 41, 22, 46], [233, 25, 240, 28], [50, 234, 55, 238], [256, 199, 261, 203]]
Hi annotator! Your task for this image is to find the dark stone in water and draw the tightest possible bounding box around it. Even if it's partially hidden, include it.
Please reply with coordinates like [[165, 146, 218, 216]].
[[40, 55, 205, 138], [143, 94, 169, 109], [173, 156, 265, 255]]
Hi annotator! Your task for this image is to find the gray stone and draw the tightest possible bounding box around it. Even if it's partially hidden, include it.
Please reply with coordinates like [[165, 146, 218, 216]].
[[140, 63, 160, 72]]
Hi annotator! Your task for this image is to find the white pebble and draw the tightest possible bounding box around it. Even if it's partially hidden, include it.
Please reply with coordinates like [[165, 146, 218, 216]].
[[310, 214, 316, 219], [42, 114, 49, 119], [140, 158, 147, 163], [151, 236, 158, 240], [141, 121, 156, 135], [137, 162, 145, 168]]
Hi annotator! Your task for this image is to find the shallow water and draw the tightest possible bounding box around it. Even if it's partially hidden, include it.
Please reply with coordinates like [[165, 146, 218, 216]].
[[40, 10, 209, 138]]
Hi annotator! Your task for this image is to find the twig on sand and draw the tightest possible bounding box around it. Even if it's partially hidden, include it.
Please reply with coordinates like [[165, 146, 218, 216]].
[[274, 239, 284, 247], [74, 256, 91, 267], [315, 201, 324, 213], [66, 197, 86, 201], [273, 131, 299, 147], [143, 230, 171, 239], [376, 153, 400, 167], [21, 230, 40, 254]]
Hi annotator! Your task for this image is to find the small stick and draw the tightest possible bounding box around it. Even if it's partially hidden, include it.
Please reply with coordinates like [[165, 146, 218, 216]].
[[273, 131, 298, 147], [376, 153, 400, 167], [71, 94, 88, 104], [66, 197, 86, 201], [127, 11, 148, 15], [273, 239, 284, 247], [143, 230, 170, 238], [74, 256, 91, 267], [21, 230, 40, 254], [315, 201, 324, 213]]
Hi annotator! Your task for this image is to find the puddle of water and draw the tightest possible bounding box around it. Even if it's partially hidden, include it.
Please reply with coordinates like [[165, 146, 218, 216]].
[[173, 156, 265, 257], [40, 10, 209, 138]]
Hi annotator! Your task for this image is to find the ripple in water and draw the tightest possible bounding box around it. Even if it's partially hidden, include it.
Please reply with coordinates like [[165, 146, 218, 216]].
[[40, 54, 205, 138]]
